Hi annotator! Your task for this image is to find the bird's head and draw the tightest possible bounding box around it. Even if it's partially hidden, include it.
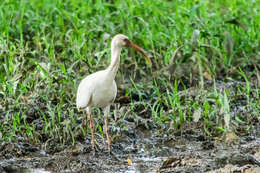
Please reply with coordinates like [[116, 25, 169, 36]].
[[111, 34, 152, 67]]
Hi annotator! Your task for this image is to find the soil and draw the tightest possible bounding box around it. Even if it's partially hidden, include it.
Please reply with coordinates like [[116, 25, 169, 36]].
[[0, 123, 259, 173]]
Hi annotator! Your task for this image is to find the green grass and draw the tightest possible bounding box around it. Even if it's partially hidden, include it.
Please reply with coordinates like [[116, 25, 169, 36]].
[[0, 0, 259, 147]]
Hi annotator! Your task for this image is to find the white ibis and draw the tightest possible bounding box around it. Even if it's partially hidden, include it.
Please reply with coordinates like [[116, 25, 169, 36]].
[[76, 34, 152, 153]]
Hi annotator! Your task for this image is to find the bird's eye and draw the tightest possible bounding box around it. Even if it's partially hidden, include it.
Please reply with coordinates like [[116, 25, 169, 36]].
[[123, 38, 130, 44]]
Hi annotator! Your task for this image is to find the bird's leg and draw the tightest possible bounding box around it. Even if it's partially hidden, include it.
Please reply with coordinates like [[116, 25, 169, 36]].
[[103, 106, 111, 153], [88, 114, 95, 150], [105, 117, 111, 153]]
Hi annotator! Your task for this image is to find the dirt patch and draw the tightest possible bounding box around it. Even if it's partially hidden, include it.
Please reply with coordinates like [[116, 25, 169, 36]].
[[0, 125, 260, 173]]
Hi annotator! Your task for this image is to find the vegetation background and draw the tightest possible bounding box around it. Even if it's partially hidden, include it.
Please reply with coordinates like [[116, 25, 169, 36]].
[[0, 0, 259, 148]]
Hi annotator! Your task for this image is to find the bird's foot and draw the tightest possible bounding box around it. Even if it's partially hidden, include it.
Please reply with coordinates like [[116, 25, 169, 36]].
[[89, 137, 101, 150], [94, 139, 101, 148]]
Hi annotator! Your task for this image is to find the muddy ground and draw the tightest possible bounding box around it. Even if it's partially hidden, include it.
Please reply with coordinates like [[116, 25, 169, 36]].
[[0, 81, 260, 173], [0, 122, 260, 173]]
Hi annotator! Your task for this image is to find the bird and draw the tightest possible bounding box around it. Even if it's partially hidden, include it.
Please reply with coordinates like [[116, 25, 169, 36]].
[[76, 34, 152, 153]]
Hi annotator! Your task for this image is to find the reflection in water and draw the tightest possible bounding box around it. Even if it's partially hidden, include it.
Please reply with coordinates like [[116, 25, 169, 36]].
[[22, 168, 51, 173]]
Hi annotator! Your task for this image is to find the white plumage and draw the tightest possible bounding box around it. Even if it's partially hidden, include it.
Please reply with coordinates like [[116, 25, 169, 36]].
[[76, 34, 152, 153], [77, 70, 117, 109]]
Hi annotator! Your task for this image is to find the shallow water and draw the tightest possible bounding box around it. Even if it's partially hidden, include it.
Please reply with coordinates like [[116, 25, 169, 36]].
[[24, 168, 51, 173]]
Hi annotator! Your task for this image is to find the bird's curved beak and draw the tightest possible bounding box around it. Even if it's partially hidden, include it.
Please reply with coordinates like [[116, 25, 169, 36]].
[[128, 42, 152, 68]]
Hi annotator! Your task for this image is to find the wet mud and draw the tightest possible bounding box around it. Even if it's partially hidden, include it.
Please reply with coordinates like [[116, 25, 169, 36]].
[[1, 81, 260, 173], [0, 123, 259, 173]]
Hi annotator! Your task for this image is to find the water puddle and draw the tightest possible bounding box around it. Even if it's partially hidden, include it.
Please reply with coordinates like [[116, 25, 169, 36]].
[[22, 168, 51, 173]]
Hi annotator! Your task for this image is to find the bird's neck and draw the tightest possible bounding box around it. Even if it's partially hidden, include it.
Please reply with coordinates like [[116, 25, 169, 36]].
[[107, 45, 122, 80]]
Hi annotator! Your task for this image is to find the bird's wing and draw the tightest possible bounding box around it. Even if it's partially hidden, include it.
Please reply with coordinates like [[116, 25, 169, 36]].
[[76, 76, 94, 110], [112, 80, 117, 102]]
